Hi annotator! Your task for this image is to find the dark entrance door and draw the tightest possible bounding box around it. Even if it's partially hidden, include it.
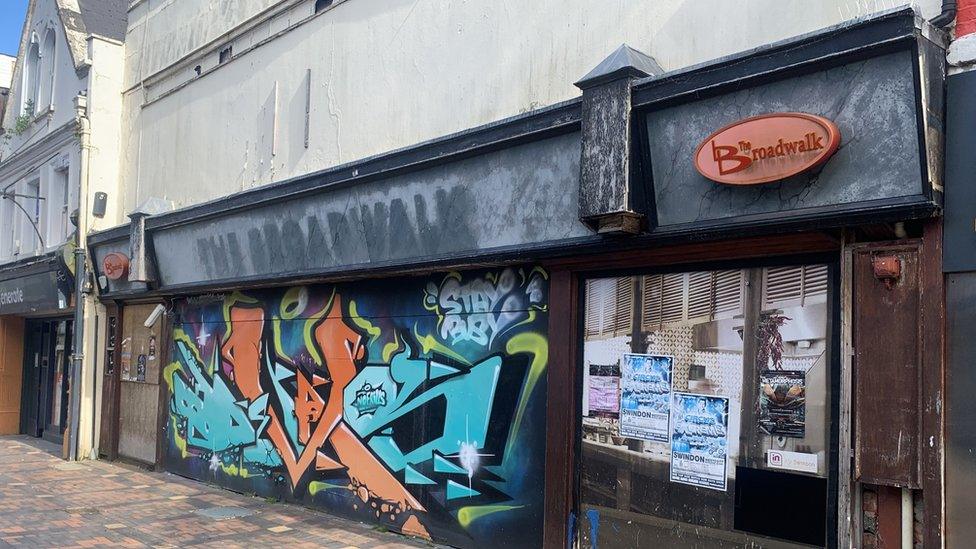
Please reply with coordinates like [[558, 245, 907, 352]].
[[21, 318, 73, 444]]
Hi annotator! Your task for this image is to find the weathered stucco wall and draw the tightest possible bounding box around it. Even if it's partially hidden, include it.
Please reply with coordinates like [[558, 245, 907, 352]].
[[119, 0, 942, 214], [86, 36, 126, 231]]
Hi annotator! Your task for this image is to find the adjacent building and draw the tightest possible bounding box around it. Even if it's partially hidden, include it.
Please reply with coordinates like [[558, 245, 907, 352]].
[[942, 0, 976, 546], [0, 54, 15, 120], [0, 0, 125, 460]]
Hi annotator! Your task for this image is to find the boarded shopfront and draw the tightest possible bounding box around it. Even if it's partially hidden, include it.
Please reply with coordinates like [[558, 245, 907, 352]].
[[86, 8, 946, 548], [158, 270, 548, 547]]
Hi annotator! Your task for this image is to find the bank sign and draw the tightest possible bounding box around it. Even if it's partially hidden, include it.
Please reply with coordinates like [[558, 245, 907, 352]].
[[694, 113, 841, 185], [0, 270, 65, 315]]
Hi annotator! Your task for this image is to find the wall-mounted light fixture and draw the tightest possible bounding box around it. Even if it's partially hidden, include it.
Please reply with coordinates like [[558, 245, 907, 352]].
[[871, 254, 902, 290]]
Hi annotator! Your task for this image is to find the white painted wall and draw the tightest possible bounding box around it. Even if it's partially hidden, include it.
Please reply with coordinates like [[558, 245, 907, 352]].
[[86, 36, 125, 232], [0, 0, 86, 261], [0, 0, 125, 255], [1, 0, 85, 156], [119, 0, 941, 213], [0, 54, 14, 89]]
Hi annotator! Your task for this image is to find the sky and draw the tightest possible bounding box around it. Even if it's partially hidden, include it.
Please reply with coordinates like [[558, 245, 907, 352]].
[[1, 0, 30, 57]]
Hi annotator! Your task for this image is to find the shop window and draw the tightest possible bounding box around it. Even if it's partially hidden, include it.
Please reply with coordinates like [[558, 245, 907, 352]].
[[641, 270, 744, 331], [580, 264, 835, 548], [584, 277, 633, 339], [763, 264, 828, 308]]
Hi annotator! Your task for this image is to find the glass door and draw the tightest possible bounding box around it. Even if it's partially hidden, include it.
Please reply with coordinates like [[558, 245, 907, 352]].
[[20, 323, 43, 437], [44, 320, 72, 443], [578, 263, 837, 548]]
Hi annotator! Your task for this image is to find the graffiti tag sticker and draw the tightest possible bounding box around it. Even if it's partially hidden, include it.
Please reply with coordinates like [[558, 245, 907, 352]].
[[352, 383, 387, 417]]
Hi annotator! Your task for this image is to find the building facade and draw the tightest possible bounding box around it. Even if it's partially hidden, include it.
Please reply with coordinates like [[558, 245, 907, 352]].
[[76, 1, 968, 547], [0, 0, 125, 459], [0, 0, 969, 547]]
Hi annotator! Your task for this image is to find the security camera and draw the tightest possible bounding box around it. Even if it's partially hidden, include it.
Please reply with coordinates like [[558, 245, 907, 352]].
[[144, 304, 166, 328]]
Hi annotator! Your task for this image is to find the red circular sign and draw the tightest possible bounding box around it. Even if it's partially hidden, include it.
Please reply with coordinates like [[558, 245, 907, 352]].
[[103, 252, 130, 281], [694, 112, 841, 185]]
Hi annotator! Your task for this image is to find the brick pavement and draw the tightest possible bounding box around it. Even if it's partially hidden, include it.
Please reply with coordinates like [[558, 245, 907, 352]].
[[0, 435, 437, 549]]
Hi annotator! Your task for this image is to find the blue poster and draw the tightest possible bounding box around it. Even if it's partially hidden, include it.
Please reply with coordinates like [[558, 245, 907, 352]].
[[619, 353, 673, 442], [669, 392, 729, 491]]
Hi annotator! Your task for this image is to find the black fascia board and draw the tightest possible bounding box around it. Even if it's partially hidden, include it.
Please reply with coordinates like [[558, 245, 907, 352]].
[[96, 195, 935, 299], [0, 251, 61, 283], [87, 225, 129, 246], [631, 6, 940, 110]]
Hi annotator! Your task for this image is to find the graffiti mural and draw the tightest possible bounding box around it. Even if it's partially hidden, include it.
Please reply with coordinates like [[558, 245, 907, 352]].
[[162, 268, 549, 548]]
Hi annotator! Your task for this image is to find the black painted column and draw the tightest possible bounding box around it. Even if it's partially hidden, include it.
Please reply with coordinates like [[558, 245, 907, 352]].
[[575, 44, 661, 234]]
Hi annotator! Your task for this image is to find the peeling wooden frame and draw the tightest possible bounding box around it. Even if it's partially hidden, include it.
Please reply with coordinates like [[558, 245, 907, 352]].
[[839, 230, 855, 548]]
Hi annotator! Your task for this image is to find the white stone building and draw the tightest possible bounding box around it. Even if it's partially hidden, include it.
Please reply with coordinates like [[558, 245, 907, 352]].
[[0, 0, 125, 460]]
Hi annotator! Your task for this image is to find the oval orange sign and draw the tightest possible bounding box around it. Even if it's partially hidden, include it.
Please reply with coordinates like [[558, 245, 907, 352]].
[[103, 252, 130, 281], [694, 112, 841, 185]]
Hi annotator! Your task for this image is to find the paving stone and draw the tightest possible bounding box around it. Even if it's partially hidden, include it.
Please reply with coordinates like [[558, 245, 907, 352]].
[[0, 435, 434, 549]]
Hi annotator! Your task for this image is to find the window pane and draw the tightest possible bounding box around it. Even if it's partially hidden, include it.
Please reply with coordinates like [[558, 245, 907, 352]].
[[581, 265, 833, 548]]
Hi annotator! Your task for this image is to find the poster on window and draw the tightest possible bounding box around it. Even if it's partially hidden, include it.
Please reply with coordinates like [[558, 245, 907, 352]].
[[619, 353, 673, 442], [669, 392, 729, 491], [588, 363, 620, 418], [121, 351, 131, 381], [758, 370, 806, 438]]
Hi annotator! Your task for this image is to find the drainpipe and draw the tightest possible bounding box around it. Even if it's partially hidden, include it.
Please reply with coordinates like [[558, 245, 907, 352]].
[[931, 0, 958, 28], [68, 94, 91, 461]]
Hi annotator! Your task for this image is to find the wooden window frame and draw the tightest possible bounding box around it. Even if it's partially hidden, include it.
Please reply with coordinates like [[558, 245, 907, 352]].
[[541, 232, 845, 549]]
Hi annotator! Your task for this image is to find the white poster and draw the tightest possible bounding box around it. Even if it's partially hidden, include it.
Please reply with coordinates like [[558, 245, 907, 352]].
[[669, 392, 730, 491], [619, 353, 673, 442], [767, 450, 819, 474]]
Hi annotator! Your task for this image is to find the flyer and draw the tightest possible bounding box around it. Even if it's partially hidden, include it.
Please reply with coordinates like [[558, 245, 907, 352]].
[[136, 354, 147, 382], [587, 363, 620, 418], [120, 351, 131, 381], [619, 353, 673, 442], [669, 391, 729, 491], [758, 370, 806, 438]]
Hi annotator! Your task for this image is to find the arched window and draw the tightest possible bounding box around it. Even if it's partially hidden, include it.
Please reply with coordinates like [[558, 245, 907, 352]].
[[37, 28, 56, 110], [23, 37, 40, 115]]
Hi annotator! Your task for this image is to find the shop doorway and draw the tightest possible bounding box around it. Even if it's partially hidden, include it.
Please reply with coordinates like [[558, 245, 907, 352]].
[[20, 318, 73, 445], [114, 303, 164, 466], [577, 260, 840, 548]]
